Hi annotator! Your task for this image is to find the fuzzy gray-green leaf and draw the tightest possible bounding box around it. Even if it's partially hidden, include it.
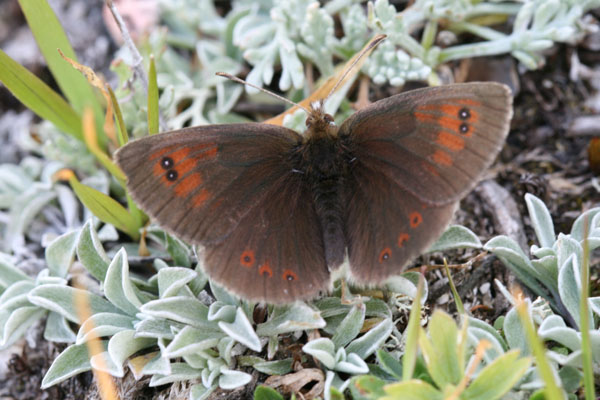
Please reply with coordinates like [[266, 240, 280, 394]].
[[28, 284, 123, 323], [218, 307, 261, 351], [525, 193, 555, 248], [76, 220, 110, 282], [427, 225, 482, 252], [104, 248, 142, 315], [76, 312, 136, 344], [41, 342, 101, 388], [45, 230, 79, 278], [345, 318, 393, 359]]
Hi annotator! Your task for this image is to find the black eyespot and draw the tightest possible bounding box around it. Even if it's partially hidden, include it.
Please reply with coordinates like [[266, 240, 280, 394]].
[[243, 256, 251, 263], [161, 157, 174, 169], [166, 170, 178, 181], [383, 253, 389, 260], [459, 123, 469, 134], [458, 108, 471, 120], [287, 275, 294, 281]]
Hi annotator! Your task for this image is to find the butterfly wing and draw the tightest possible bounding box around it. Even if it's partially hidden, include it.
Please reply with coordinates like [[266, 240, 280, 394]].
[[116, 124, 331, 302], [339, 82, 512, 206], [339, 82, 512, 282]]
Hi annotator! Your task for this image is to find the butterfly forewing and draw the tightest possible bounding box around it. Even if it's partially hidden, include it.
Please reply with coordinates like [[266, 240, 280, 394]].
[[116, 124, 301, 244], [339, 82, 512, 206]]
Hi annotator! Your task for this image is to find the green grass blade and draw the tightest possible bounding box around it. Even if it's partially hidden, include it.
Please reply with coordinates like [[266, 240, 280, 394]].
[[402, 270, 424, 381], [515, 295, 565, 400], [108, 85, 129, 146], [443, 258, 465, 314], [67, 173, 140, 241], [580, 220, 595, 400], [18, 0, 104, 144], [0, 49, 82, 140], [147, 55, 159, 135]]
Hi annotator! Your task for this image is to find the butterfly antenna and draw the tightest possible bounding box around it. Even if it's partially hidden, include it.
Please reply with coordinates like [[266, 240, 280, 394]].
[[324, 34, 387, 102], [216, 72, 311, 115]]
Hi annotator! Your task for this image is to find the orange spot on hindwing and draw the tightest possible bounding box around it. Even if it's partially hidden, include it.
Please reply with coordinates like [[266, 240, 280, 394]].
[[409, 212, 423, 228], [397, 233, 410, 247], [282, 269, 298, 281], [259, 262, 273, 278], [378, 248, 392, 263], [240, 250, 255, 268]]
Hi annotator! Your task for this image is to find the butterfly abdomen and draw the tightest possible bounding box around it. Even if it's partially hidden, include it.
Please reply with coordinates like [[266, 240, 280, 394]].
[[297, 135, 349, 269]]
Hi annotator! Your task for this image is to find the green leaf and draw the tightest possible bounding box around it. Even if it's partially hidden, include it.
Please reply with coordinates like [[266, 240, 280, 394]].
[[41, 342, 103, 388], [421, 310, 462, 387], [303, 338, 336, 369], [76, 312, 136, 344], [166, 233, 191, 267], [382, 380, 443, 400], [427, 225, 482, 252], [331, 303, 365, 349], [0, 306, 47, 349], [462, 350, 531, 400], [164, 326, 222, 357], [140, 296, 217, 330], [157, 267, 197, 298], [345, 318, 393, 359], [28, 284, 124, 323], [108, 85, 129, 146], [18, 0, 104, 143], [403, 274, 424, 381], [350, 375, 387, 399], [256, 303, 325, 336], [218, 307, 262, 351], [90, 329, 155, 377], [104, 248, 142, 315], [76, 220, 110, 282], [525, 193, 555, 248], [219, 369, 252, 390], [149, 363, 203, 386], [0, 256, 30, 288], [45, 230, 79, 278], [253, 359, 293, 375], [68, 175, 140, 240], [191, 383, 218, 400], [44, 311, 76, 343], [0, 49, 82, 140], [254, 385, 284, 400], [148, 55, 159, 135], [377, 350, 402, 379]]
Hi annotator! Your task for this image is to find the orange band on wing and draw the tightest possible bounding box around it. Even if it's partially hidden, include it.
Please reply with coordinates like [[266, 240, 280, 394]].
[[192, 188, 211, 207], [430, 149, 452, 166], [175, 172, 203, 197], [436, 131, 465, 151]]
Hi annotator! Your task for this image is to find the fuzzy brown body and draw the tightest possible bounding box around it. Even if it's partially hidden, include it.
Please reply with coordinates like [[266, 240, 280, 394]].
[[292, 115, 350, 269]]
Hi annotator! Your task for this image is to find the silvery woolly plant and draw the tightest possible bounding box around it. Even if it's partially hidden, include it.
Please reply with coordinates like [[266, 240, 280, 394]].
[[0, 213, 487, 399]]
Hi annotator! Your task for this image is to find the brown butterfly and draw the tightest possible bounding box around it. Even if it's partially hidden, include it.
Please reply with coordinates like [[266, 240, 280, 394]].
[[115, 70, 512, 304]]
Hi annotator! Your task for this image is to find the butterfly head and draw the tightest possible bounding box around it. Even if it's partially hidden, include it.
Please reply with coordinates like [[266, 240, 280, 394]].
[[305, 100, 337, 140]]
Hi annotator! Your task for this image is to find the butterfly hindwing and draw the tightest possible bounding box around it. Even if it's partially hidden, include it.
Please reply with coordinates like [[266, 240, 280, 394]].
[[339, 82, 512, 206], [202, 169, 330, 302], [344, 162, 456, 283]]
